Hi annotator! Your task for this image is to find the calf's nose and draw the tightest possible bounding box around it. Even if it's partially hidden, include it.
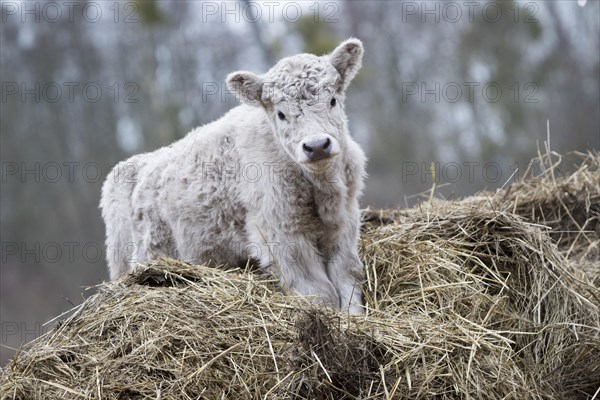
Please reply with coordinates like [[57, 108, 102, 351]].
[[302, 137, 332, 162]]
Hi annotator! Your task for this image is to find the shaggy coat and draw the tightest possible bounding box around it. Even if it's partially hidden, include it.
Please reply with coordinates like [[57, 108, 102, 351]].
[[100, 39, 367, 314]]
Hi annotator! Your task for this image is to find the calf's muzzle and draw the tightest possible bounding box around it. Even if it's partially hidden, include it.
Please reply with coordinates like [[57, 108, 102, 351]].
[[302, 137, 333, 162]]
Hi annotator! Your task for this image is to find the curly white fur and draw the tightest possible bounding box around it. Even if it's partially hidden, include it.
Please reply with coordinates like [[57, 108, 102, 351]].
[[100, 38, 367, 314]]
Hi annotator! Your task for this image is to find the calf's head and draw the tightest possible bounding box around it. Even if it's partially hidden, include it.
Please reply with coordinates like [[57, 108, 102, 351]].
[[227, 38, 363, 171]]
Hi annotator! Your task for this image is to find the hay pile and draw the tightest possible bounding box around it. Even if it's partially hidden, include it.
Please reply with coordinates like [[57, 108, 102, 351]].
[[504, 151, 599, 258], [502, 151, 600, 289], [2, 153, 599, 399]]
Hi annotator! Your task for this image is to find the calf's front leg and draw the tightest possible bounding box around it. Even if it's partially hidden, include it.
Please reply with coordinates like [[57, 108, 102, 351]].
[[325, 210, 365, 315], [245, 221, 340, 308], [327, 245, 365, 314]]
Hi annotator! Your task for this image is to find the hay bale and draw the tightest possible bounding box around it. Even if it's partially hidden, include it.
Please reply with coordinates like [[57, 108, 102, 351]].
[[363, 151, 600, 259], [360, 206, 599, 399], [362, 151, 600, 287], [0, 261, 307, 399], [502, 151, 600, 259], [2, 153, 599, 399]]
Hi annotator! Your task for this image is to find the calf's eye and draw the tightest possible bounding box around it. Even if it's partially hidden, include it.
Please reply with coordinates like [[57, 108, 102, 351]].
[[277, 111, 286, 121], [330, 97, 336, 107]]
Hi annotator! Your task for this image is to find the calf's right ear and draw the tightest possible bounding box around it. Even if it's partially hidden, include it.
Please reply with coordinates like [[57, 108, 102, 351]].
[[226, 71, 264, 107]]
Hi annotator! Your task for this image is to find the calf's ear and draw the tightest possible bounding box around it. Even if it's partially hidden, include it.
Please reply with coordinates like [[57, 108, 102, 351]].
[[226, 71, 264, 107], [329, 38, 364, 91]]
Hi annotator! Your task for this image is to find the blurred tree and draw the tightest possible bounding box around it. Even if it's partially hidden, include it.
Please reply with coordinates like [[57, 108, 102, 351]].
[[241, 0, 276, 65], [295, 17, 339, 55], [135, 0, 167, 26]]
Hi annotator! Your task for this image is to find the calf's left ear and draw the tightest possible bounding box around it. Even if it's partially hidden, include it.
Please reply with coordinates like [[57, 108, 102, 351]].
[[226, 71, 264, 107], [329, 38, 364, 91]]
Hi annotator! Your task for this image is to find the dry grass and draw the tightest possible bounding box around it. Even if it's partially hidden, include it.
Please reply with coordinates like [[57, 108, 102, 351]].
[[1, 152, 599, 399], [505, 151, 599, 258]]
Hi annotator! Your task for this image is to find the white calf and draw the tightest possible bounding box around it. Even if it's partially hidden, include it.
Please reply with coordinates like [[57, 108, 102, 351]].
[[100, 38, 367, 314]]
